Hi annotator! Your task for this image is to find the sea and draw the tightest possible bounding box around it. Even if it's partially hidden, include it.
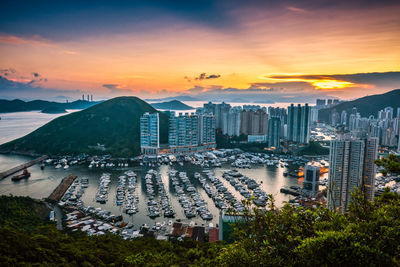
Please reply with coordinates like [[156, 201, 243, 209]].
[[0, 101, 322, 227]]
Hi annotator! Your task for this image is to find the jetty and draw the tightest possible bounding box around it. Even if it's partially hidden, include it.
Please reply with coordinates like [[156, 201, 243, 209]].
[[48, 174, 77, 201], [280, 187, 301, 196], [0, 155, 48, 180]]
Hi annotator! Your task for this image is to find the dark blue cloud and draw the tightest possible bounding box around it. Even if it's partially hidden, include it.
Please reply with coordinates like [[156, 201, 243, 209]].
[[3, 0, 398, 41], [0, 0, 236, 41]]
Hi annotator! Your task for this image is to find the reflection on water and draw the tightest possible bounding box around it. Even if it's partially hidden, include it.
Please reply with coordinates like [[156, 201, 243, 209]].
[[0, 110, 80, 145], [0, 154, 327, 227]]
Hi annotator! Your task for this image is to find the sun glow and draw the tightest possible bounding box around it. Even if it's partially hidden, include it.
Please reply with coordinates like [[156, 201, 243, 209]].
[[310, 79, 355, 89]]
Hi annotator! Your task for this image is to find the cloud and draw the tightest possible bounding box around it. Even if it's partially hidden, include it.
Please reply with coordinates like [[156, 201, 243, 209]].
[[0, 33, 54, 46], [0, 74, 86, 100], [0, 68, 16, 76], [195, 73, 221, 80], [266, 71, 400, 90], [102, 84, 120, 92], [286, 6, 308, 13]]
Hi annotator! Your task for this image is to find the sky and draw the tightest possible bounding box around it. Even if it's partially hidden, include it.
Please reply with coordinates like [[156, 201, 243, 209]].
[[0, 0, 399, 102]]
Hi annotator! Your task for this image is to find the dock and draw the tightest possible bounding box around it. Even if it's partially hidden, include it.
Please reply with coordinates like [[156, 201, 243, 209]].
[[0, 155, 48, 179], [48, 174, 77, 202], [280, 187, 301, 196]]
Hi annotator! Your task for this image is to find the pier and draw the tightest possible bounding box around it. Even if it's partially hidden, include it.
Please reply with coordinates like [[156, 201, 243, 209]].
[[280, 187, 301, 196], [0, 155, 48, 179], [48, 174, 77, 202]]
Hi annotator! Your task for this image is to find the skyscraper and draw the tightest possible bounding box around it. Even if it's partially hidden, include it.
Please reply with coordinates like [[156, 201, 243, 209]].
[[169, 112, 216, 153], [287, 104, 311, 144], [341, 110, 347, 125], [316, 99, 326, 106], [303, 164, 320, 197], [328, 137, 365, 212], [227, 108, 241, 136], [169, 112, 199, 150], [327, 136, 378, 212], [140, 112, 159, 155], [267, 117, 281, 148], [362, 137, 379, 201], [199, 114, 216, 146]]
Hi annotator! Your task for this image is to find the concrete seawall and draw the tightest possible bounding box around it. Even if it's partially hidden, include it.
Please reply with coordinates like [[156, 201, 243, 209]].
[[0, 155, 48, 179], [48, 174, 77, 202]]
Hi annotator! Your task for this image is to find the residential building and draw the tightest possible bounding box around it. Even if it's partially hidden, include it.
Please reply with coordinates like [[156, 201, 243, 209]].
[[303, 164, 320, 197], [140, 112, 159, 155], [328, 136, 365, 212], [287, 104, 311, 144], [169, 112, 216, 154], [327, 136, 379, 212], [267, 117, 281, 148], [362, 137, 379, 201]]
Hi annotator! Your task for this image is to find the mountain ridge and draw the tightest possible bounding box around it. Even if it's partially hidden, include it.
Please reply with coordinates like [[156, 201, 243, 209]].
[[0, 96, 169, 157], [0, 99, 101, 113], [150, 100, 194, 110], [318, 89, 400, 122]]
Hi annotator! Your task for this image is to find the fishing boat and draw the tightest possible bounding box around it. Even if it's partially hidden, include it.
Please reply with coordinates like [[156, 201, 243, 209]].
[[11, 168, 31, 181]]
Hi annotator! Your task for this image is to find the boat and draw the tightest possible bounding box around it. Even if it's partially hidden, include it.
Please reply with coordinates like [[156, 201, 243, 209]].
[[11, 168, 31, 181], [40, 162, 45, 170]]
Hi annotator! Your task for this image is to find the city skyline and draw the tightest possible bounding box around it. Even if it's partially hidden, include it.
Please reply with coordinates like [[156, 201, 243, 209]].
[[1, 0, 400, 101]]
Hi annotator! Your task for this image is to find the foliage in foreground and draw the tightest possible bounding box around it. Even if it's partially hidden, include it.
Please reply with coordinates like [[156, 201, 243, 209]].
[[375, 153, 400, 176], [220, 190, 400, 266], [0, 191, 399, 266]]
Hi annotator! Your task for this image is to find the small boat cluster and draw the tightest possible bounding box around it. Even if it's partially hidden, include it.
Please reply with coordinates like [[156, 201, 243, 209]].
[[222, 170, 268, 206], [96, 173, 111, 204], [89, 161, 129, 169], [170, 170, 213, 220], [145, 170, 175, 218], [123, 170, 139, 215], [202, 170, 245, 212], [62, 177, 88, 202]]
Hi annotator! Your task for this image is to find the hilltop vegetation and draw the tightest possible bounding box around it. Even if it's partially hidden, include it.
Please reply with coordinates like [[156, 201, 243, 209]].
[[151, 100, 194, 110], [318, 89, 400, 122], [0, 97, 169, 157], [0, 99, 100, 113]]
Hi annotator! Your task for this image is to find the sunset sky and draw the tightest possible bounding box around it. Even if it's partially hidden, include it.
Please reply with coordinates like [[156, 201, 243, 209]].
[[0, 0, 399, 102]]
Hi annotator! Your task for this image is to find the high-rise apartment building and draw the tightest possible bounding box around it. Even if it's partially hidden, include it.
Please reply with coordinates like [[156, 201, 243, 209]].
[[303, 164, 320, 197], [169, 112, 216, 154], [362, 137, 379, 201], [267, 117, 281, 148], [316, 99, 326, 106], [199, 114, 217, 146], [287, 104, 311, 144], [327, 136, 378, 212], [240, 109, 268, 136], [169, 112, 199, 149], [226, 108, 241, 136], [140, 112, 159, 155]]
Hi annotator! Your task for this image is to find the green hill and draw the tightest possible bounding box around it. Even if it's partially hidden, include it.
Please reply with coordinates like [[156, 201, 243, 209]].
[[0, 97, 169, 157], [150, 100, 193, 110], [0, 99, 101, 113], [318, 89, 400, 122]]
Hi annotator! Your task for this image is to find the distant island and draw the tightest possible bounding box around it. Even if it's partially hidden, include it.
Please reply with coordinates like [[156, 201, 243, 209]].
[[318, 89, 400, 122], [41, 106, 67, 114], [150, 100, 194, 110], [0, 97, 169, 157], [0, 99, 102, 113]]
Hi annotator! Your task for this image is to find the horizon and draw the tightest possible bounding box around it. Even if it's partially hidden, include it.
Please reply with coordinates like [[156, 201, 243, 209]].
[[1, 1, 400, 102]]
